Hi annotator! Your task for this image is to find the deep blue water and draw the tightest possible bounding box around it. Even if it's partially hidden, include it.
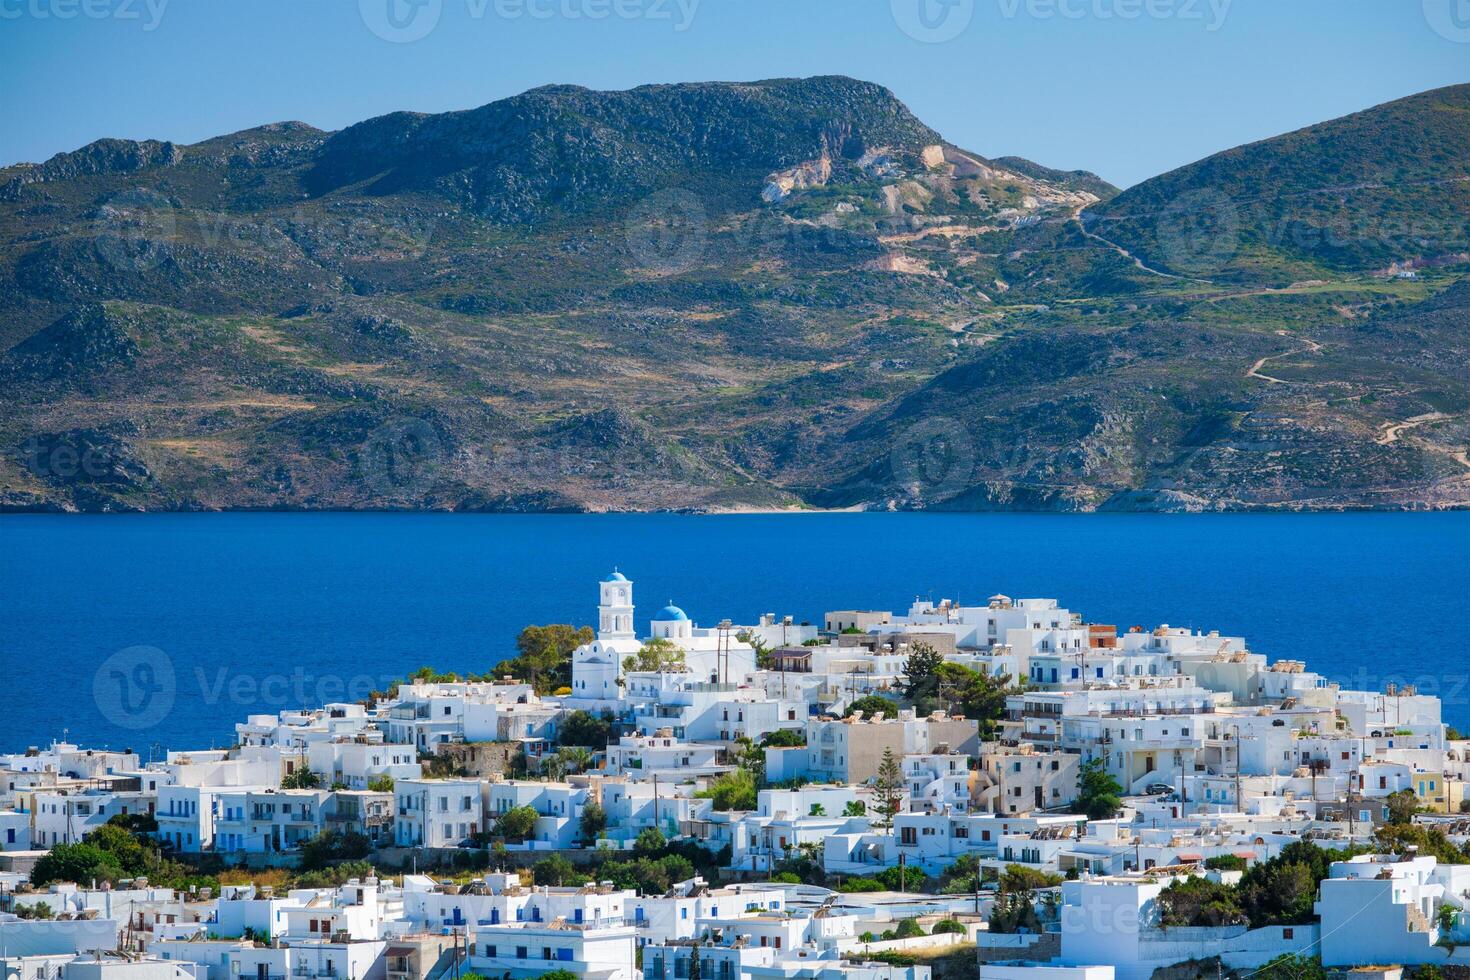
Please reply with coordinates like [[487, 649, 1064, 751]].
[[2, 512, 1468, 754]]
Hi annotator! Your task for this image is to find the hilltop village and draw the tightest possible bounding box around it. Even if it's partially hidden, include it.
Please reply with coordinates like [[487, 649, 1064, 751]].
[[4, 572, 1469, 980]]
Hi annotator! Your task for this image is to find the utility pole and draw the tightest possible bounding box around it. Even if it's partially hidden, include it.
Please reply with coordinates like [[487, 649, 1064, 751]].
[[1231, 724, 1242, 811], [718, 620, 733, 686]]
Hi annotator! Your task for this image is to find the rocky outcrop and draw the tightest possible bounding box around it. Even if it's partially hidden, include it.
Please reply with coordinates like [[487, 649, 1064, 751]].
[[2, 138, 182, 199], [0, 304, 139, 384]]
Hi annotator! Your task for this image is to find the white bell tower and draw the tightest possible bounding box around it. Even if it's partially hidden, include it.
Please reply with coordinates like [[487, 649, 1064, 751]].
[[598, 570, 635, 641]]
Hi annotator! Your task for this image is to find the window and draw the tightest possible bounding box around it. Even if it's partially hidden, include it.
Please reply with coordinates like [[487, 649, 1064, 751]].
[[1283, 928, 1294, 940]]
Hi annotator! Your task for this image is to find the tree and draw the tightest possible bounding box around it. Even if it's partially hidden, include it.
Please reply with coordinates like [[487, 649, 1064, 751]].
[[845, 695, 900, 718], [1252, 955, 1327, 980], [557, 746, 596, 775], [843, 800, 867, 817], [738, 631, 775, 670], [1073, 757, 1123, 820], [496, 806, 539, 843], [31, 842, 122, 886], [729, 736, 768, 784], [809, 803, 826, 816], [367, 774, 395, 793], [635, 827, 667, 856], [938, 853, 985, 894], [298, 830, 371, 871], [989, 864, 1062, 934], [533, 854, 587, 887], [1158, 874, 1247, 927], [935, 663, 1014, 737], [1375, 822, 1470, 864], [999, 864, 1063, 894], [931, 919, 966, 935], [559, 710, 612, 749], [580, 801, 607, 844], [107, 812, 158, 834], [623, 637, 686, 674], [696, 769, 758, 811], [494, 625, 595, 693], [689, 942, 702, 980], [281, 766, 323, 789], [762, 728, 805, 748], [875, 747, 903, 829], [893, 918, 925, 939], [1386, 789, 1422, 826], [15, 901, 55, 920], [901, 643, 946, 713]]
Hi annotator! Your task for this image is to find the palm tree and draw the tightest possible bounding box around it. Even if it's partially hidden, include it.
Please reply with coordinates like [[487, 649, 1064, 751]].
[[558, 746, 595, 775]]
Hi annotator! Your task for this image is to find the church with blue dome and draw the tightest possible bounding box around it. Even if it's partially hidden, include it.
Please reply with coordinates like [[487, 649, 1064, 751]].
[[566, 570, 756, 706]]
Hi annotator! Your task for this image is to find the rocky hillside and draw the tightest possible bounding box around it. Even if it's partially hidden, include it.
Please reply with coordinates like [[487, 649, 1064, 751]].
[[1085, 83, 1470, 283], [1, 76, 1467, 513]]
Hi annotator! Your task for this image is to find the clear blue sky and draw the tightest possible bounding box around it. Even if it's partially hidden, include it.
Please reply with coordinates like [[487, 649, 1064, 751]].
[[2, 0, 1466, 187]]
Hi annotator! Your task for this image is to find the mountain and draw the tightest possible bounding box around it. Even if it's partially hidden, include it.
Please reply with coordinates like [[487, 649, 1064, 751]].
[[1085, 84, 1470, 283], [1, 77, 1467, 513]]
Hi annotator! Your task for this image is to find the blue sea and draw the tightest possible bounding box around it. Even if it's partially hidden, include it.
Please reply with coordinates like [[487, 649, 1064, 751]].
[[2, 512, 1468, 754]]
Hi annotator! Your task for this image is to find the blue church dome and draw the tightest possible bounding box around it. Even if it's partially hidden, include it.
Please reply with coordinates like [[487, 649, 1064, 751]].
[[654, 604, 689, 622], [602, 571, 630, 583]]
